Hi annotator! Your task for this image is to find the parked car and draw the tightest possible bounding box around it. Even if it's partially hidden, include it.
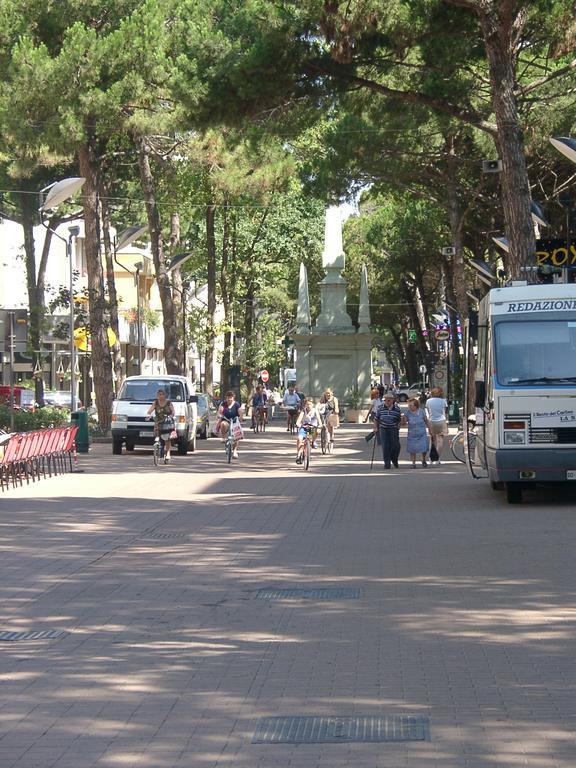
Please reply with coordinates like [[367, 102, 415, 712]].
[[196, 393, 216, 439], [111, 375, 198, 455], [44, 391, 82, 409], [394, 383, 427, 403]]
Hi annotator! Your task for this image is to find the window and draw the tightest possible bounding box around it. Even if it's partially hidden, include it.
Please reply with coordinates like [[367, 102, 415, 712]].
[[118, 379, 185, 401], [494, 320, 576, 385]]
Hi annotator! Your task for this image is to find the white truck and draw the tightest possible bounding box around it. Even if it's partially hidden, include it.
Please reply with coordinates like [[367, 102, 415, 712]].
[[465, 282, 576, 503], [111, 375, 198, 456]]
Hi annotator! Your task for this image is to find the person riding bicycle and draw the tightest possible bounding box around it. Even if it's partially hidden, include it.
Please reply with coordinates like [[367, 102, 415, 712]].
[[318, 387, 340, 445], [145, 388, 175, 464], [217, 390, 244, 460], [295, 398, 320, 464], [282, 384, 301, 431], [251, 384, 268, 429]]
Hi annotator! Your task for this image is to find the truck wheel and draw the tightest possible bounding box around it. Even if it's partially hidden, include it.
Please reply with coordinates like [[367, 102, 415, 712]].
[[112, 439, 123, 455], [506, 483, 522, 504], [177, 434, 188, 455]]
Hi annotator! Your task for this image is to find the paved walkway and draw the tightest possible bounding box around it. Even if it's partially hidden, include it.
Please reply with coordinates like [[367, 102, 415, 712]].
[[1, 423, 575, 768]]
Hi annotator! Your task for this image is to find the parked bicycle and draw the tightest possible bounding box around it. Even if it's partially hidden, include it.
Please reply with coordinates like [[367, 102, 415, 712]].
[[450, 418, 477, 463]]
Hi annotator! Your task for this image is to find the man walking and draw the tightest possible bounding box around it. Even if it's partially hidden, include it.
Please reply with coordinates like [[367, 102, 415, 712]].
[[376, 393, 402, 469]]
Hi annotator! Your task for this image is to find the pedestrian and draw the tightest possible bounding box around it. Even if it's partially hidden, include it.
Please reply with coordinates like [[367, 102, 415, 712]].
[[402, 397, 431, 468], [364, 387, 382, 443], [376, 392, 402, 469], [425, 386, 448, 464]]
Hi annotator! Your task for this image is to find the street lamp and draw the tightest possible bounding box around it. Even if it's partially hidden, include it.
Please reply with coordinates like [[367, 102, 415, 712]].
[[550, 136, 576, 283], [39, 177, 86, 412], [134, 262, 143, 374]]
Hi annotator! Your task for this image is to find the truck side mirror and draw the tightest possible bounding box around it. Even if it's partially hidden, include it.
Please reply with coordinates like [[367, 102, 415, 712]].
[[189, 395, 198, 404], [474, 381, 486, 408]]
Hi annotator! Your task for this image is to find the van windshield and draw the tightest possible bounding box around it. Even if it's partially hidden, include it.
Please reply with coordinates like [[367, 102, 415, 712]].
[[495, 320, 576, 386], [118, 379, 186, 402]]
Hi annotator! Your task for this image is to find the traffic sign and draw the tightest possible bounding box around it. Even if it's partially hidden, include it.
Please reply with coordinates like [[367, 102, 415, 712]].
[[260, 369, 269, 383], [435, 329, 450, 341]]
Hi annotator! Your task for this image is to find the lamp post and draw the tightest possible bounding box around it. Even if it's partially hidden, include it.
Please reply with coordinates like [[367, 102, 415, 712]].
[[134, 262, 143, 374], [39, 177, 86, 412]]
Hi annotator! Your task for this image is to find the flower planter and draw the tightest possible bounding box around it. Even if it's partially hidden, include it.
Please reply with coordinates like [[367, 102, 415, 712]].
[[345, 408, 368, 423]]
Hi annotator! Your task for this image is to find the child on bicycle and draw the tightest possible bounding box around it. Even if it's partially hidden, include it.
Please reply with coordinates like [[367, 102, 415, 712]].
[[217, 390, 245, 460], [295, 398, 321, 464], [146, 388, 175, 463]]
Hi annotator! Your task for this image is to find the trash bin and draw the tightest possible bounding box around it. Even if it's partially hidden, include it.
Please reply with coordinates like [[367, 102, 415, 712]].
[[71, 410, 90, 453], [448, 400, 460, 425]]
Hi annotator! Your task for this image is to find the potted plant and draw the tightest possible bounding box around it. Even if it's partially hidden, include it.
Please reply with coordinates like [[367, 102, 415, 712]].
[[343, 385, 367, 423]]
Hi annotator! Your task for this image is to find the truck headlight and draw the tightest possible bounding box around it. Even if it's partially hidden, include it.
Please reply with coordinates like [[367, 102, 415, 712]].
[[504, 431, 525, 445]]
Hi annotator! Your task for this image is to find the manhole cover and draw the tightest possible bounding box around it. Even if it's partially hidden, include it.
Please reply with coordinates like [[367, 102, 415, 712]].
[[252, 715, 430, 743], [256, 587, 360, 600], [0, 629, 69, 642], [141, 532, 189, 540]]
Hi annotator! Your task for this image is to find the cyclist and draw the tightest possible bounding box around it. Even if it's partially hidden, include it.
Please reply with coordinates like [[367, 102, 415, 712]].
[[295, 398, 321, 464], [217, 390, 244, 460], [251, 384, 268, 429], [146, 388, 175, 464], [318, 387, 340, 445], [282, 384, 301, 431]]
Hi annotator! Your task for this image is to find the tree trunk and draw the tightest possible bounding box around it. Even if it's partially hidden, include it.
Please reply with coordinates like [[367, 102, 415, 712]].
[[169, 212, 185, 373], [205, 203, 217, 394], [134, 134, 180, 374], [220, 201, 231, 391], [476, 3, 535, 278], [100, 182, 123, 393], [78, 141, 114, 431]]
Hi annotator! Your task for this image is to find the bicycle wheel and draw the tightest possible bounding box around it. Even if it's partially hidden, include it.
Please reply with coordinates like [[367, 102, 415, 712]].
[[321, 426, 327, 454], [153, 440, 161, 467], [303, 440, 310, 470], [226, 438, 233, 464], [327, 434, 333, 454], [450, 431, 466, 463]]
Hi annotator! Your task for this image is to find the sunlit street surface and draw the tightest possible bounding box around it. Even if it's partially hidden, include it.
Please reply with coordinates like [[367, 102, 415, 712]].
[[1, 423, 575, 768]]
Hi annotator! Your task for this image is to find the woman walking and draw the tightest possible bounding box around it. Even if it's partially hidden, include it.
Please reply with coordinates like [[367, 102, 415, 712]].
[[403, 398, 431, 468], [425, 387, 448, 464]]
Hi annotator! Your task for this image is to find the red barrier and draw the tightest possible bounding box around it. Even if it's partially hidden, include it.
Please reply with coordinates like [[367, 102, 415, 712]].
[[0, 425, 79, 490]]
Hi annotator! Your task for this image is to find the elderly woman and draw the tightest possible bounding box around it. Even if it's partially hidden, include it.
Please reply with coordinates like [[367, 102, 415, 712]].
[[402, 397, 431, 468]]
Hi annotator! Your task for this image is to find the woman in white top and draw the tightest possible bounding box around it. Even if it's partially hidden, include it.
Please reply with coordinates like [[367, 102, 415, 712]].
[[425, 387, 448, 463]]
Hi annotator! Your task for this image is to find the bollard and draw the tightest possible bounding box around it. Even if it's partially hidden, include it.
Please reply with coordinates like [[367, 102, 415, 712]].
[[70, 410, 90, 453]]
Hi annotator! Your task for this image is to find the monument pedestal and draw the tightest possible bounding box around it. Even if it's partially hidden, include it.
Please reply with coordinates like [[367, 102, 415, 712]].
[[294, 331, 372, 405]]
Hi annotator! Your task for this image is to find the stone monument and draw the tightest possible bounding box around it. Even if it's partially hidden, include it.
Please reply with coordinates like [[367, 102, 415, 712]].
[[293, 207, 372, 413]]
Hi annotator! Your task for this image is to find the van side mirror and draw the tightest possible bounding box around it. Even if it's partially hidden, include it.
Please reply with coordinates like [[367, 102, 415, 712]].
[[474, 381, 486, 408], [189, 395, 198, 404]]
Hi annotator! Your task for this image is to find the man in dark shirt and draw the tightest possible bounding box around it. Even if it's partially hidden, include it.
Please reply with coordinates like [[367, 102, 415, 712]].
[[376, 393, 402, 469]]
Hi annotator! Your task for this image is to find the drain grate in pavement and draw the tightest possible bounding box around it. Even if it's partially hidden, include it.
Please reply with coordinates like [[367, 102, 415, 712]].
[[141, 532, 190, 540], [0, 629, 69, 642], [256, 587, 360, 601], [252, 715, 430, 743]]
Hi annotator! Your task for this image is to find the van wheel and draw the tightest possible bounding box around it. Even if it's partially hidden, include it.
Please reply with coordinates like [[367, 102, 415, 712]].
[[491, 481, 505, 491], [112, 439, 123, 455], [126, 443, 135, 452], [506, 483, 522, 504], [177, 434, 188, 455]]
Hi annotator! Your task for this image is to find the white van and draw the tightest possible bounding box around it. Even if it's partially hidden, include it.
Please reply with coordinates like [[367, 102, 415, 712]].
[[111, 375, 198, 455]]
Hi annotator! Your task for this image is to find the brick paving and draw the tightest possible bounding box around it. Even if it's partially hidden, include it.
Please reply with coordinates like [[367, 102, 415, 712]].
[[0, 422, 575, 767]]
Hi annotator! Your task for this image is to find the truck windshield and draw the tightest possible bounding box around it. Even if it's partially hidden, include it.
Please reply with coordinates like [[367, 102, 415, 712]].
[[495, 320, 576, 386], [118, 379, 185, 402]]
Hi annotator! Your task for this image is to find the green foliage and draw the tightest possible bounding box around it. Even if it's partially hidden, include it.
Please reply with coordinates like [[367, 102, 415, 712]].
[[0, 405, 69, 432]]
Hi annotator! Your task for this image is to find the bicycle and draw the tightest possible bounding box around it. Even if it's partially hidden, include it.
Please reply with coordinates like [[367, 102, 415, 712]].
[[253, 405, 267, 433], [220, 416, 239, 463], [151, 416, 175, 467], [296, 425, 314, 470], [320, 415, 333, 454], [287, 407, 300, 434], [450, 420, 477, 463]]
